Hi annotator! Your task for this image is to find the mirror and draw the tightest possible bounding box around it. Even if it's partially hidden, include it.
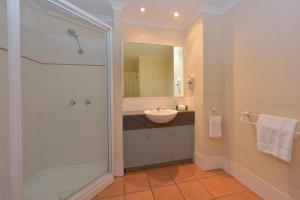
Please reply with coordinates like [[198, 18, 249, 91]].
[[123, 42, 184, 97]]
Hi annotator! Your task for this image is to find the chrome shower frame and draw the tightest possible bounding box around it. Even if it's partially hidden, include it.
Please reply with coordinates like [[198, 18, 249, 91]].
[[7, 0, 114, 199]]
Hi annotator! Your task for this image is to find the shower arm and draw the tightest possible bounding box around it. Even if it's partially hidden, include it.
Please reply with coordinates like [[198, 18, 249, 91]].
[[74, 36, 83, 54]]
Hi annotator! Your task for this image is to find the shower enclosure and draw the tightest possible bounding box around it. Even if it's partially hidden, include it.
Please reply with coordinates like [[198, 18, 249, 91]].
[[3, 0, 113, 200], [0, 0, 10, 200]]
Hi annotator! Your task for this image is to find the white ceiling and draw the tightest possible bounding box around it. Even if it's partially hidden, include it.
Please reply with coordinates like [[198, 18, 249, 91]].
[[67, 0, 237, 29]]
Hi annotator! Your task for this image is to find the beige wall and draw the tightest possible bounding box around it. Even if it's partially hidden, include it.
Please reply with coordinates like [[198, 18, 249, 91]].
[[185, 0, 300, 198], [184, 18, 205, 155], [222, 0, 300, 198], [184, 14, 226, 157], [123, 23, 184, 46]]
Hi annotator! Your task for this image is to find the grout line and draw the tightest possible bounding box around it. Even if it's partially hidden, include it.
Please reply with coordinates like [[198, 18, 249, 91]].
[[0, 46, 106, 67], [144, 170, 156, 200], [174, 182, 187, 200]]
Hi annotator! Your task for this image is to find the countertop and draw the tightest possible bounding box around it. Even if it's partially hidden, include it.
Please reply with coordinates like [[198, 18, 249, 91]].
[[123, 110, 195, 131]]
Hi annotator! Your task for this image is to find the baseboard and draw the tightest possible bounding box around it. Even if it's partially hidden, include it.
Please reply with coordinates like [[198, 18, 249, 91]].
[[227, 161, 293, 200], [194, 151, 228, 171], [194, 151, 293, 200], [114, 161, 124, 176], [70, 173, 114, 200]]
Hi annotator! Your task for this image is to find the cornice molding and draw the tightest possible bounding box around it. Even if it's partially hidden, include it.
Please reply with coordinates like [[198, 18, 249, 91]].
[[110, 0, 240, 30], [123, 17, 184, 30], [108, 1, 125, 11], [200, 0, 240, 15]]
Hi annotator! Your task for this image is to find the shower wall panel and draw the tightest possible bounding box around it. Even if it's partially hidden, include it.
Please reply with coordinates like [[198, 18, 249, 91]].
[[21, 5, 43, 184], [41, 66, 108, 168], [0, 1, 9, 200]]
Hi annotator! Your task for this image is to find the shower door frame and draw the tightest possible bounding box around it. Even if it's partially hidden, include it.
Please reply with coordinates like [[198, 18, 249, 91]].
[[7, 0, 114, 199]]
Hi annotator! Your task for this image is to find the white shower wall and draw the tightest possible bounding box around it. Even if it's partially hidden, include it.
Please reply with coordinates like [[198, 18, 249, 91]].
[[20, 3, 109, 187], [21, 5, 43, 184], [0, 2, 10, 199]]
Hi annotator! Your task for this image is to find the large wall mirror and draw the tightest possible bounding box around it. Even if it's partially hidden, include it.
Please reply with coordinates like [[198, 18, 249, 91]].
[[123, 42, 184, 97]]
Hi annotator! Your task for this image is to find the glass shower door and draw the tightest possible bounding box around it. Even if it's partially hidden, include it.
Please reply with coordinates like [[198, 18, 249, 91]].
[[21, 1, 110, 199], [0, 0, 10, 199]]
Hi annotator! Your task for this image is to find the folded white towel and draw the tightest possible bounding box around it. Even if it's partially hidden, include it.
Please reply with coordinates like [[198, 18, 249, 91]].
[[209, 116, 222, 138], [256, 114, 297, 162]]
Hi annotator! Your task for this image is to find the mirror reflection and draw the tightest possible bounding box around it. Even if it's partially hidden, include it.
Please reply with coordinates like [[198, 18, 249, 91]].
[[123, 42, 184, 97]]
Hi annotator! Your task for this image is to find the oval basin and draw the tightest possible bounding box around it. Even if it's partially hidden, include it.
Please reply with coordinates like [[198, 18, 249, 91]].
[[144, 109, 178, 124]]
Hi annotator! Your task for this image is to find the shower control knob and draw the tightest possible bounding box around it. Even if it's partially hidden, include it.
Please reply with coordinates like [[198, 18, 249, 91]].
[[85, 99, 92, 105], [69, 99, 76, 106]]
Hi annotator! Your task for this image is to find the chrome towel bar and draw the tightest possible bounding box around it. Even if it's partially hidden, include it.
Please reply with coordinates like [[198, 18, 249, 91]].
[[240, 110, 300, 136]]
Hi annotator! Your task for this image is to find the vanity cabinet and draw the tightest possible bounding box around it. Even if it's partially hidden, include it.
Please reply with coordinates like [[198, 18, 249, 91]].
[[124, 125, 194, 168], [124, 130, 151, 168]]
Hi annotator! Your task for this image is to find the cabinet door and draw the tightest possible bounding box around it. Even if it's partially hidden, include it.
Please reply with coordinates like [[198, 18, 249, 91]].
[[125, 130, 151, 168], [149, 128, 172, 165], [171, 126, 194, 161]]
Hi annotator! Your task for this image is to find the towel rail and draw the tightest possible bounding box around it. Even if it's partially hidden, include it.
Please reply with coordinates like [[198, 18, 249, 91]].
[[240, 110, 300, 136]]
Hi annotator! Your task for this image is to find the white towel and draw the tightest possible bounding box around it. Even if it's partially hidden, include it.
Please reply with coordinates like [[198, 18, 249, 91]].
[[256, 114, 297, 162], [209, 116, 222, 138]]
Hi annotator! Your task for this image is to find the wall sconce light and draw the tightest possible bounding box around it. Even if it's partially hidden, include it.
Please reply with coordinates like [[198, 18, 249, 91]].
[[187, 74, 194, 89]]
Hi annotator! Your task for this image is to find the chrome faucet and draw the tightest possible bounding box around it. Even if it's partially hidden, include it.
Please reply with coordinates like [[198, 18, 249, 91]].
[[156, 106, 166, 111]]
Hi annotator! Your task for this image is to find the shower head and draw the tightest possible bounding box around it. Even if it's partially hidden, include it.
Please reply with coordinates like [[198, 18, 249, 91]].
[[67, 29, 84, 54], [67, 29, 78, 38]]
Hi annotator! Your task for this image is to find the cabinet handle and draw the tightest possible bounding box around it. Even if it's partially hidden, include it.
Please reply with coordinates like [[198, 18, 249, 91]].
[[168, 133, 171, 137], [173, 133, 175, 136], [146, 135, 149, 140]]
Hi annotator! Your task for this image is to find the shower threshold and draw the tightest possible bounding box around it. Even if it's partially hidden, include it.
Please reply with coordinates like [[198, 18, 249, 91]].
[[24, 162, 108, 200]]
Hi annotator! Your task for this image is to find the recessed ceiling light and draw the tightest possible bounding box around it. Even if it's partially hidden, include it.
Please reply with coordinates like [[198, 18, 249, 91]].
[[140, 7, 146, 12], [174, 12, 180, 18]]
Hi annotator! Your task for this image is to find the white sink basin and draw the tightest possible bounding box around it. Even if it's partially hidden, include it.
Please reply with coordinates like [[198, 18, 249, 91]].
[[144, 109, 178, 124]]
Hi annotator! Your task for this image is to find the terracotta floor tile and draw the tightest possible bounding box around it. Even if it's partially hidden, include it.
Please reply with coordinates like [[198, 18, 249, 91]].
[[98, 195, 125, 200], [169, 164, 196, 183], [125, 171, 151, 193], [153, 185, 184, 200], [177, 180, 213, 200], [95, 177, 124, 199], [199, 176, 241, 198], [125, 190, 154, 200], [146, 166, 175, 188], [217, 191, 263, 200], [95, 163, 260, 200], [185, 163, 217, 179], [219, 175, 249, 193]]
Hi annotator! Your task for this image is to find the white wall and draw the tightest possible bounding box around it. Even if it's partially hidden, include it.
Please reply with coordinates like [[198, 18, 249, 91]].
[[0, 1, 10, 199], [41, 65, 108, 168]]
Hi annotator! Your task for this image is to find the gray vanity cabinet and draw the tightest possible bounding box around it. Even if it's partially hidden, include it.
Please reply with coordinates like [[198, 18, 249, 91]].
[[171, 126, 194, 161], [124, 130, 151, 168], [124, 125, 194, 168], [149, 128, 172, 165]]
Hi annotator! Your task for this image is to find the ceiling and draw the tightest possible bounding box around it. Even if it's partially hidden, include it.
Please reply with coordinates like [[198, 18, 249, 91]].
[[67, 0, 236, 29]]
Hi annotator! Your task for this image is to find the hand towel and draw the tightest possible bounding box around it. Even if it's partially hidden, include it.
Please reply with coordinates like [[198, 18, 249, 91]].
[[209, 116, 222, 138], [256, 114, 297, 162]]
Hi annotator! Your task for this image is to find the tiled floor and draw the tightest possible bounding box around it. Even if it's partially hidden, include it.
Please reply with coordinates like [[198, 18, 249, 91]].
[[93, 162, 262, 200]]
